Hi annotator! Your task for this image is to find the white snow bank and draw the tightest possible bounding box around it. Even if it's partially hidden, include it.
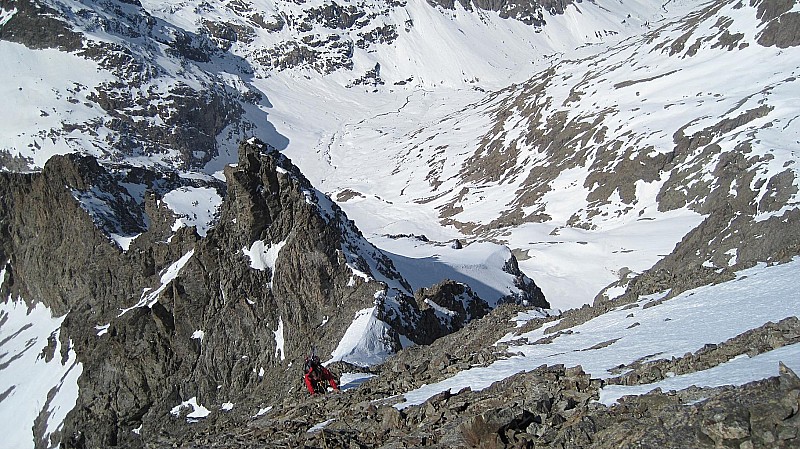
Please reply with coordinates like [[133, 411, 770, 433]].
[[170, 397, 211, 422], [0, 297, 82, 449], [327, 306, 395, 367], [371, 237, 528, 307], [0, 8, 17, 27], [95, 323, 110, 336], [307, 418, 335, 433], [119, 249, 195, 315], [273, 317, 286, 361], [242, 239, 287, 287], [340, 372, 377, 390], [163, 187, 222, 237], [253, 406, 272, 417], [599, 343, 800, 406], [396, 258, 800, 409], [510, 309, 558, 327]]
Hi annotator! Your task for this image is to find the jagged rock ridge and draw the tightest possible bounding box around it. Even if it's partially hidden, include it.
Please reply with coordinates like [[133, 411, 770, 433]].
[[0, 138, 545, 448]]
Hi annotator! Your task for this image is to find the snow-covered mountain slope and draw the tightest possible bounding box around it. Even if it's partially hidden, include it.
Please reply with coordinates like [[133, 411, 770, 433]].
[[0, 0, 662, 172], [398, 257, 800, 408], [1, 0, 800, 447], [0, 294, 82, 449], [0, 0, 739, 310], [271, 0, 800, 308]]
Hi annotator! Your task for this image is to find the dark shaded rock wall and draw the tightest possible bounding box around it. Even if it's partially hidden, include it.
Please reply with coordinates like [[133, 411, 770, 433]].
[[0, 139, 533, 448]]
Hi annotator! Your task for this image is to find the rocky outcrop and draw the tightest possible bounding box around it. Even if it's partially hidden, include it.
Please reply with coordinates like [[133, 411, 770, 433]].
[[1, 0, 269, 169], [132, 352, 800, 448], [608, 316, 800, 387], [756, 0, 800, 48], [0, 0, 83, 51], [427, 0, 574, 26], [0, 139, 537, 448], [502, 254, 548, 307]]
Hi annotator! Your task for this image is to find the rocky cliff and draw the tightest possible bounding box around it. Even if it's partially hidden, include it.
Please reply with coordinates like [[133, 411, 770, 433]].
[[0, 138, 544, 448]]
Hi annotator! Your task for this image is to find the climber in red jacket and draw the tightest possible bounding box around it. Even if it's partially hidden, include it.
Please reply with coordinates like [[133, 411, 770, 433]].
[[303, 355, 339, 395]]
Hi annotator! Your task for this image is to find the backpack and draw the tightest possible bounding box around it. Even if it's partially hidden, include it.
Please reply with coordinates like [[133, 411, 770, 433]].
[[303, 356, 329, 394]]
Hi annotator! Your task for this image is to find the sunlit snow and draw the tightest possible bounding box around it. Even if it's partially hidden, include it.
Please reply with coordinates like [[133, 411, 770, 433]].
[[242, 239, 287, 287], [599, 343, 800, 405], [396, 258, 800, 409], [273, 317, 286, 361], [328, 306, 396, 367], [340, 372, 377, 390], [119, 249, 195, 316], [253, 406, 273, 418], [0, 297, 82, 449], [163, 187, 222, 237], [170, 397, 211, 422]]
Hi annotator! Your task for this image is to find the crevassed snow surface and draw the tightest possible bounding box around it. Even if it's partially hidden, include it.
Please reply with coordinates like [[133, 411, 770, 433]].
[[396, 258, 800, 409], [0, 298, 82, 449]]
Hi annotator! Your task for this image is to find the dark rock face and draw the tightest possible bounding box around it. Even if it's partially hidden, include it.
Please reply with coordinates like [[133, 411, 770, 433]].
[[758, 11, 800, 48], [414, 279, 491, 341], [1, 0, 272, 169], [427, 0, 575, 26], [0, 139, 536, 448], [0, 0, 83, 51], [502, 254, 548, 307]]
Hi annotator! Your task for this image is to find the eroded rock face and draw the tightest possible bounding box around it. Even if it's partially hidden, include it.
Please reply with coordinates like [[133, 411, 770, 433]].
[[426, 0, 575, 25], [756, 0, 800, 48], [0, 139, 537, 448]]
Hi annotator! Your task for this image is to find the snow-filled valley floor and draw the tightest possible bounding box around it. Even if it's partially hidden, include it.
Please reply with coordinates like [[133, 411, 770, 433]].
[[238, 0, 800, 311]]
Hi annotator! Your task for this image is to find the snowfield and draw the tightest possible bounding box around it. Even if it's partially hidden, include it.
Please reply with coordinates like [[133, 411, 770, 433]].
[[0, 293, 82, 449], [396, 258, 800, 408]]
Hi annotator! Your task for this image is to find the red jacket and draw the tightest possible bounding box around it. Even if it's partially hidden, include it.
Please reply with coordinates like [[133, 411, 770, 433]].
[[304, 365, 339, 395]]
